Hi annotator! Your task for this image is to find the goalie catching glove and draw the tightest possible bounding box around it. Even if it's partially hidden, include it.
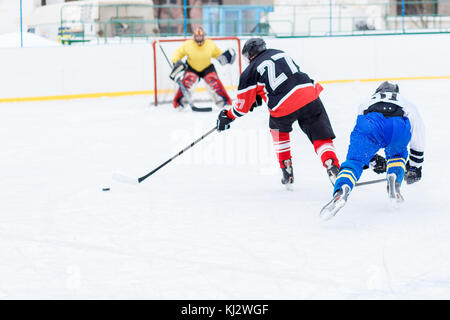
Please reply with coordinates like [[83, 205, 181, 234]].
[[169, 60, 187, 81], [217, 48, 236, 66]]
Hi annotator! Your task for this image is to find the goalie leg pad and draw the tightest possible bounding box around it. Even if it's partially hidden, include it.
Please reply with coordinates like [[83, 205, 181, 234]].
[[204, 71, 232, 106], [172, 71, 199, 108], [182, 71, 199, 90]]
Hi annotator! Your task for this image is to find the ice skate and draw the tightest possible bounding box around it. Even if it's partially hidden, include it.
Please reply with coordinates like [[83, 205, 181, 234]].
[[281, 159, 294, 189], [387, 173, 404, 204], [325, 158, 340, 186], [319, 184, 351, 221]]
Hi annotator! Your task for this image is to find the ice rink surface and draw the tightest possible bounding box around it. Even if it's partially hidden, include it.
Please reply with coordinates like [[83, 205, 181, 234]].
[[1, 80, 449, 299]]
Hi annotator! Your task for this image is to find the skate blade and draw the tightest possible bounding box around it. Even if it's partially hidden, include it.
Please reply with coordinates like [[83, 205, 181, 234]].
[[387, 173, 404, 205], [389, 193, 404, 207], [320, 197, 347, 221], [284, 183, 294, 191]]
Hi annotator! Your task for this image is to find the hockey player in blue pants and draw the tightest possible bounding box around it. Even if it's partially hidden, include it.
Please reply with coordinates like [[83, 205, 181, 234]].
[[320, 81, 425, 220]]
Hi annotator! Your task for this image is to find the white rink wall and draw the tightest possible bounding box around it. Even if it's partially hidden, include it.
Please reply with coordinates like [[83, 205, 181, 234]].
[[265, 34, 450, 81], [1, 33, 450, 100], [0, 44, 154, 99]]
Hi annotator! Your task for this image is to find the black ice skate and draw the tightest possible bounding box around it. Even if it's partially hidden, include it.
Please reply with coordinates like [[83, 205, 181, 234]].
[[387, 173, 404, 204], [281, 159, 294, 187], [319, 184, 351, 221], [325, 159, 340, 186]]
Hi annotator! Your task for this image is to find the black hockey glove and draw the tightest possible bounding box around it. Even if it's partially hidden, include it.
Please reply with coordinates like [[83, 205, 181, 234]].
[[216, 109, 234, 131], [169, 60, 187, 81], [405, 161, 422, 184], [370, 154, 387, 174], [250, 95, 263, 112], [363, 154, 386, 174]]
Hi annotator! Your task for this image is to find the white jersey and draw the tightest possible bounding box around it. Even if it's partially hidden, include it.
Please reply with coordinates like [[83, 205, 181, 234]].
[[357, 92, 426, 164]]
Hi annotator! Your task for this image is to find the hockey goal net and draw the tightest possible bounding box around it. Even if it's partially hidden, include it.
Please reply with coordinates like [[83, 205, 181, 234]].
[[152, 37, 242, 106]]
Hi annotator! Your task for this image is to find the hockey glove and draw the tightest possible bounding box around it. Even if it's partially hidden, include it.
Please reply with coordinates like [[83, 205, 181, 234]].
[[370, 154, 387, 174], [405, 161, 422, 184], [169, 60, 187, 81], [363, 154, 386, 173], [217, 48, 236, 65], [250, 95, 263, 112], [216, 109, 234, 131]]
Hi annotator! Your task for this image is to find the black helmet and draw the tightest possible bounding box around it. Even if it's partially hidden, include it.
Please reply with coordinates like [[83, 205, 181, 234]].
[[375, 81, 399, 94], [242, 38, 266, 61]]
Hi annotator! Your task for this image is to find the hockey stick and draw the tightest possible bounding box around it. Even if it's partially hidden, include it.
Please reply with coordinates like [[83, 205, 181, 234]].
[[113, 126, 217, 185], [355, 178, 386, 187], [176, 78, 212, 112], [157, 40, 212, 112]]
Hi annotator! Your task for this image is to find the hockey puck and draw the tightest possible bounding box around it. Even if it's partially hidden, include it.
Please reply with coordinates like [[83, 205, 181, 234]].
[[102, 188, 110, 192]]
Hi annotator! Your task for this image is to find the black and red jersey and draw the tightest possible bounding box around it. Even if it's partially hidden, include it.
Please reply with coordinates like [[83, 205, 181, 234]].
[[227, 48, 323, 119]]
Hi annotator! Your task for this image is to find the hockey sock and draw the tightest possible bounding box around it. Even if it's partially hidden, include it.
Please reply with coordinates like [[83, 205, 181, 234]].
[[270, 130, 291, 168], [334, 169, 358, 195], [333, 160, 364, 195], [386, 157, 407, 184], [313, 138, 340, 168]]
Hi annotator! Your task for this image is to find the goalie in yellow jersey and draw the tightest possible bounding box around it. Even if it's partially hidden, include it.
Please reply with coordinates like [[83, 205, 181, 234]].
[[169, 27, 236, 109]]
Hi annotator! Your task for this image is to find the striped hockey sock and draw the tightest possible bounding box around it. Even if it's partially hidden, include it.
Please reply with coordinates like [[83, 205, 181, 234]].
[[387, 157, 407, 184], [270, 130, 291, 168], [334, 168, 358, 195], [313, 138, 340, 167]]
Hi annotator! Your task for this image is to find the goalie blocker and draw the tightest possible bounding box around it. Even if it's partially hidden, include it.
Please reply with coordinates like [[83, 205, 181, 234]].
[[169, 60, 187, 81]]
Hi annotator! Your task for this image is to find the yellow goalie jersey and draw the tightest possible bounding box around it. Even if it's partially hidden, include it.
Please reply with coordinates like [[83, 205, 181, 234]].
[[171, 39, 223, 73]]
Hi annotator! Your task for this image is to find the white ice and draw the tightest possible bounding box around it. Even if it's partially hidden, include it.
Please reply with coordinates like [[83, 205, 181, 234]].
[[1, 80, 449, 299]]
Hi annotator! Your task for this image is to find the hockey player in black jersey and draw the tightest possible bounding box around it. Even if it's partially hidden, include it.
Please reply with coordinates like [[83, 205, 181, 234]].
[[216, 38, 340, 187]]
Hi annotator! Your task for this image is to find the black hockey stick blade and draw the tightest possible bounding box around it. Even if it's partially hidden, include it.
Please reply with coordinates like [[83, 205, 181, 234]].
[[355, 178, 385, 187], [190, 105, 213, 112]]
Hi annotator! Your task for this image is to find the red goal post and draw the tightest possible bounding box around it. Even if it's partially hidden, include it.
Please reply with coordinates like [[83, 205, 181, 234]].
[[152, 37, 242, 106]]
